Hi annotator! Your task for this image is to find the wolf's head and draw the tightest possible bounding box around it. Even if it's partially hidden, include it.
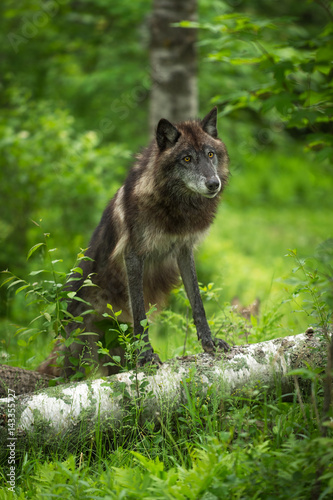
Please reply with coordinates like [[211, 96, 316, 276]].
[[155, 107, 229, 199]]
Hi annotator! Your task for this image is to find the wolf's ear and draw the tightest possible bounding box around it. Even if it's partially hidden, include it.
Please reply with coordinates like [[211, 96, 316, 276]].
[[156, 118, 181, 150], [201, 107, 218, 138]]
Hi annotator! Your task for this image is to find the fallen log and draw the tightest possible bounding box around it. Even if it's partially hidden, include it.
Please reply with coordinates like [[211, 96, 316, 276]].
[[0, 364, 54, 398], [0, 331, 327, 452]]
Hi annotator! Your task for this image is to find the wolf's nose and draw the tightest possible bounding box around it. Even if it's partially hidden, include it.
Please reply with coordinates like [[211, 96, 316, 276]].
[[206, 177, 220, 192]]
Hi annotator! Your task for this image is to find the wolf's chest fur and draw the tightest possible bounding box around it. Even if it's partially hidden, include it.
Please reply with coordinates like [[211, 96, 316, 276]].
[[90, 188, 210, 321], [111, 185, 210, 259]]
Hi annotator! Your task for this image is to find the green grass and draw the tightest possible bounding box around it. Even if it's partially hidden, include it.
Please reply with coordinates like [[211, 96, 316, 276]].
[[200, 205, 332, 303], [1, 385, 333, 498], [202, 204, 331, 327]]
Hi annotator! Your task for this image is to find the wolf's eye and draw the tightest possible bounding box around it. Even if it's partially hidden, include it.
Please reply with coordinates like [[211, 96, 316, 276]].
[[184, 156, 191, 162], [208, 151, 214, 158]]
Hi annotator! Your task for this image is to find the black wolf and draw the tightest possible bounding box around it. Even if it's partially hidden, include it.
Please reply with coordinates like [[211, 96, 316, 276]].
[[39, 107, 230, 377]]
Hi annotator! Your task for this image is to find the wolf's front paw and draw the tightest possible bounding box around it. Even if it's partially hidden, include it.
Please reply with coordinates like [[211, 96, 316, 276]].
[[214, 338, 231, 352], [137, 349, 163, 368], [201, 338, 216, 354], [202, 337, 230, 354]]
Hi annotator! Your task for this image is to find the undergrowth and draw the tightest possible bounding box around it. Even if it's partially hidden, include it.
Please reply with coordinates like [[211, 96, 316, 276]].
[[0, 238, 332, 498]]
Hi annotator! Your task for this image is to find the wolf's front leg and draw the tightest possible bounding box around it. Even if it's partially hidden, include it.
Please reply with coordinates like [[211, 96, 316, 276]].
[[125, 247, 162, 367], [177, 246, 230, 353]]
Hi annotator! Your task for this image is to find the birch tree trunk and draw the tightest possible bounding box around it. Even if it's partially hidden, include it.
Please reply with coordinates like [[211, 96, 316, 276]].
[[149, 0, 198, 134], [0, 331, 327, 452]]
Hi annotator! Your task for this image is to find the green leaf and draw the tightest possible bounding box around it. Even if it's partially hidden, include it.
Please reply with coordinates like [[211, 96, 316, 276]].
[[27, 243, 45, 260], [15, 284, 30, 295], [261, 94, 293, 115], [70, 267, 83, 275], [29, 270, 47, 276], [97, 346, 109, 356], [69, 356, 79, 366], [8, 279, 26, 289], [228, 56, 264, 65], [44, 312, 52, 322], [0, 275, 16, 287], [70, 295, 92, 305], [71, 371, 85, 380], [81, 309, 96, 316], [104, 330, 121, 349], [64, 337, 75, 347], [110, 356, 121, 364], [103, 361, 118, 367]]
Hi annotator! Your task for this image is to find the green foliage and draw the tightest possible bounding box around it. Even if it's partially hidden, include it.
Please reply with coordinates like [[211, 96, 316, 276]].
[[3, 397, 333, 498], [97, 303, 159, 372], [0, 86, 131, 323], [0, 0, 151, 144], [286, 239, 333, 335], [1, 233, 89, 370], [197, 0, 333, 162], [0, 0, 145, 320], [0, 84, 129, 259]]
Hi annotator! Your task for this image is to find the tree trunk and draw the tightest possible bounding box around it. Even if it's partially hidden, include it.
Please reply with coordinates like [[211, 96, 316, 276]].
[[149, 0, 198, 134], [0, 331, 327, 452]]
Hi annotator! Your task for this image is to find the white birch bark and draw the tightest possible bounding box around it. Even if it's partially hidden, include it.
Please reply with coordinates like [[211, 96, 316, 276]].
[[0, 331, 326, 448]]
